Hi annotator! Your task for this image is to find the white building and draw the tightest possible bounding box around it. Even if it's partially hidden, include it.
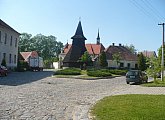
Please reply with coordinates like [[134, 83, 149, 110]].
[[0, 19, 20, 69], [105, 43, 138, 69]]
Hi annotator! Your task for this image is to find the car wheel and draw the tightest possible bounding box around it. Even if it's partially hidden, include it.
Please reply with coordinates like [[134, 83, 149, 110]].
[[126, 82, 129, 84]]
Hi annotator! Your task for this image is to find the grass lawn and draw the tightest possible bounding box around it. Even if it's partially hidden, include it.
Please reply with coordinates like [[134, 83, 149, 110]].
[[142, 79, 165, 87], [90, 94, 165, 120]]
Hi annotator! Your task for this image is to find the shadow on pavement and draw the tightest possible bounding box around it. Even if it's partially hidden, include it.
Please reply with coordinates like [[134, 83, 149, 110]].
[[0, 70, 54, 86]]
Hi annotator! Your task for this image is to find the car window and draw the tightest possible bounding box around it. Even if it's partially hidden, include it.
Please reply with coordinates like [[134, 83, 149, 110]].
[[127, 71, 138, 76]]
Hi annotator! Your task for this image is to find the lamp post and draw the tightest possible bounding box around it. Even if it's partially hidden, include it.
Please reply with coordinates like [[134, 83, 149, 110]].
[[158, 23, 165, 81]]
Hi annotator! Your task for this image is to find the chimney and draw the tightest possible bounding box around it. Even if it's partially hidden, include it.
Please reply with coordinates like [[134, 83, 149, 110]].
[[112, 43, 115, 46], [119, 43, 121, 46]]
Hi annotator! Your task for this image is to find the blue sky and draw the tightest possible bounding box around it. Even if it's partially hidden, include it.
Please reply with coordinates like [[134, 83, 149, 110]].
[[0, 0, 165, 53]]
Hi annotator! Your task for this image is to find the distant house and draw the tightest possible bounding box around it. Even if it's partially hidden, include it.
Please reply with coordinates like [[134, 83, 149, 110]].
[[0, 19, 20, 69], [140, 50, 157, 58], [105, 43, 138, 69], [20, 51, 38, 62]]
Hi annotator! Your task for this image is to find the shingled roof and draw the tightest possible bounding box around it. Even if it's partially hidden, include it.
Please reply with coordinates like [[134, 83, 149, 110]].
[[105, 44, 138, 61], [71, 21, 87, 40], [140, 51, 157, 58]]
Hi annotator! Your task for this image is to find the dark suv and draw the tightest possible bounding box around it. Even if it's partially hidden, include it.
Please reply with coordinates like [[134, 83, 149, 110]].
[[126, 70, 148, 84]]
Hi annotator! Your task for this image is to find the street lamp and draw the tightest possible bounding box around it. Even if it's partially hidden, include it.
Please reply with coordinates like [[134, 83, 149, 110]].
[[158, 23, 165, 81]]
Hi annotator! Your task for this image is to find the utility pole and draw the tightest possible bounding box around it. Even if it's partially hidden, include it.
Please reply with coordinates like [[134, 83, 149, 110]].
[[158, 23, 165, 81]]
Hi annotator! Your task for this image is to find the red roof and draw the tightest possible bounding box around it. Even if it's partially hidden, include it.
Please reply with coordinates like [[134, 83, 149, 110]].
[[20, 51, 38, 61], [140, 51, 157, 58], [105, 45, 138, 61], [63, 43, 105, 55]]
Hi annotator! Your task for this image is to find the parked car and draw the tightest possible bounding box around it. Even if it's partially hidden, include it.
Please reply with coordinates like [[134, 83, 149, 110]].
[[0, 66, 8, 76], [126, 70, 148, 84]]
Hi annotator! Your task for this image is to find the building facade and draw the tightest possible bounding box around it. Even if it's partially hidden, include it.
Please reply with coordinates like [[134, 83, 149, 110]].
[[105, 43, 138, 69], [0, 19, 20, 69]]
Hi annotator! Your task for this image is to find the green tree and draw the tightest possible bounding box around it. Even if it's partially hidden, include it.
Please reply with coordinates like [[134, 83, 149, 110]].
[[138, 53, 147, 71], [1, 58, 7, 67], [80, 51, 92, 69], [158, 45, 165, 66], [112, 53, 121, 68], [19, 33, 32, 52], [146, 56, 161, 81], [99, 51, 108, 67], [125, 44, 137, 54], [19, 33, 64, 67], [80, 51, 92, 63]]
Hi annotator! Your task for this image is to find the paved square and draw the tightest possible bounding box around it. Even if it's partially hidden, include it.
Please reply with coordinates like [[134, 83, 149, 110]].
[[0, 70, 165, 120]]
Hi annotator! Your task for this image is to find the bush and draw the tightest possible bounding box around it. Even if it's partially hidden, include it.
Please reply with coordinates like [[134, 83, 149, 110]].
[[1, 58, 7, 67], [17, 61, 29, 72], [109, 69, 127, 75], [54, 68, 81, 75], [87, 69, 112, 77]]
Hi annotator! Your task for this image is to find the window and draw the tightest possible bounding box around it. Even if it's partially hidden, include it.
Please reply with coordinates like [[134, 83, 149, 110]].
[[135, 64, 138, 69], [120, 62, 124, 68], [10, 36, 12, 46], [127, 63, 130, 68], [14, 55, 16, 64], [9, 54, 12, 63], [0, 31, 1, 43], [5, 33, 7, 44], [15, 38, 17, 47]]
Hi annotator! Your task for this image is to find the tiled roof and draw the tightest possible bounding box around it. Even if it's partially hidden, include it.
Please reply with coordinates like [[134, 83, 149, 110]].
[[63, 43, 105, 55], [0, 19, 20, 35], [20, 51, 38, 61], [105, 45, 138, 61], [140, 51, 157, 58]]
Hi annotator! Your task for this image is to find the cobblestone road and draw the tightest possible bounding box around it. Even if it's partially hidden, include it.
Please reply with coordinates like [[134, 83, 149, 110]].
[[1, 70, 165, 120]]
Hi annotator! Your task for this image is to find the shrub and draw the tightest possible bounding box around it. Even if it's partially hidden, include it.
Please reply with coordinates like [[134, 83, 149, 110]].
[[109, 69, 127, 75], [1, 58, 7, 67], [54, 68, 81, 75], [17, 61, 29, 72], [87, 69, 112, 77]]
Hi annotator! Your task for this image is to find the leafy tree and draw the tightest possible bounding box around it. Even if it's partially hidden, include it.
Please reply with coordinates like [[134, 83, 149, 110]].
[[158, 45, 165, 66], [99, 51, 108, 67], [80, 51, 92, 63], [146, 56, 161, 81], [1, 58, 7, 67], [19, 33, 32, 52], [138, 53, 147, 71], [19, 33, 64, 68], [125, 44, 137, 54], [80, 51, 92, 69], [112, 53, 121, 68]]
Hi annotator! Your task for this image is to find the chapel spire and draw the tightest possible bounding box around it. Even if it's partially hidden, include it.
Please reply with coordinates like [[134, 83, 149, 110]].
[[71, 20, 87, 40], [96, 29, 100, 44]]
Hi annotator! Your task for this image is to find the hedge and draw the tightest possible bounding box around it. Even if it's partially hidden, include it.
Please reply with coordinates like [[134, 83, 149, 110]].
[[54, 68, 81, 75], [87, 69, 112, 77], [109, 69, 127, 75]]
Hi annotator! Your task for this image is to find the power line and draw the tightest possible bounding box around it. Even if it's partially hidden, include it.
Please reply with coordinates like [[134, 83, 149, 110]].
[[130, 0, 165, 23], [129, 0, 158, 22], [142, 0, 165, 22]]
